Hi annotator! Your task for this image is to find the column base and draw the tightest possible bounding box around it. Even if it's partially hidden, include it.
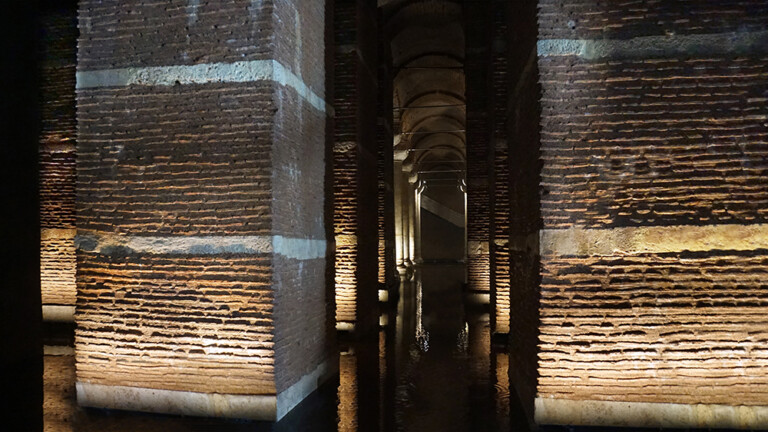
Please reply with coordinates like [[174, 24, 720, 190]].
[[535, 397, 768, 430], [77, 361, 332, 422], [42, 305, 75, 322], [77, 383, 277, 420]]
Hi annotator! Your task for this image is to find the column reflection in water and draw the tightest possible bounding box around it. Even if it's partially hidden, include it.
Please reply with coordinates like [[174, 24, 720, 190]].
[[337, 334, 382, 432], [338, 349, 358, 432], [493, 351, 511, 432], [415, 277, 429, 352], [468, 312, 492, 431]]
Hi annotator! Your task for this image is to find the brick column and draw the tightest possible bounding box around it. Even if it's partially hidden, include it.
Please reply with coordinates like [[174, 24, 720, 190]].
[[377, 36, 396, 293], [488, 6, 511, 336], [535, 1, 768, 428], [506, 0, 541, 426], [464, 1, 492, 302], [39, 1, 78, 322], [333, 0, 378, 334], [75, 0, 333, 420]]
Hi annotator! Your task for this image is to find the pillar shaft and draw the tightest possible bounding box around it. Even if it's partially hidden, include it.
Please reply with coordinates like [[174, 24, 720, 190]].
[[333, 0, 379, 333], [534, 1, 768, 428], [393, 160, 406, 267], [413, 185, 423, 264], [39, 1, 78, 322], [376, 37, 396, 289], [75, 0, 332, 420], [464, 0, 493, 301], [506, 0, 541, 425], [488, 7, 511, 336], [394, 162, 412, 268]]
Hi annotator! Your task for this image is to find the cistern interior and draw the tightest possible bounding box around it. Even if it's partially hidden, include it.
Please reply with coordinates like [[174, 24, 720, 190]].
[[3, 0, 768, 431]]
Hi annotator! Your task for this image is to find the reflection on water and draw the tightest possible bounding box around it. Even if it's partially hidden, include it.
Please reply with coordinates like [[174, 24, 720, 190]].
[[415, 278, 430, 353], [337, 263, 511, 432], [338, 349, 357, 432], [43, 263, 514, 431], [494, 352, 511, 432]]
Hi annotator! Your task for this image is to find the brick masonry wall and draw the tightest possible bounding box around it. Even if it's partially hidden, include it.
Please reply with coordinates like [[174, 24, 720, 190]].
[[76, 252, 275, 394], [506, 0, 541, 423], [538, 1, 768, 39], [269, 1, 329, 391], [76, 0, 332, 416], [271, 2, 329, 389], [333, 0, 379, 332], [377, 38, 395, 288], [76, 79, 278, 394], [536, 0, 768, 416], [77, 1, 274, 71], [334, 1, 359, 325], [77, 83, 275, 236], [539, 56, 768, 229], [464, 1, 492, 296], [491, 146, 510, 333], [540, 250, 768, 404], [489, 7, 511, 335], [40, 5, 77, 310]]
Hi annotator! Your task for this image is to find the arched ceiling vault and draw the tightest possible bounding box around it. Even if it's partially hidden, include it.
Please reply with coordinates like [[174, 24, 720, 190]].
[[385, 0, 466, 181]]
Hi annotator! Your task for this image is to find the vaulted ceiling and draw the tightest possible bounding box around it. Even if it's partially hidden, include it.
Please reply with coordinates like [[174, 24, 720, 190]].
[[382, 0, 466, 183]]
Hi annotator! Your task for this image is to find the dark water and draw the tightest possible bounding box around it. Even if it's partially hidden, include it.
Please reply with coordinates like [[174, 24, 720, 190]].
[[336, 263, 511, 432]]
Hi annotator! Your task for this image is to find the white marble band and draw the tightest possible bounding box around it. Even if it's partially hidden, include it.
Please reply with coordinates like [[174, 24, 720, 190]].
[[76, 60, 329, 113], [540, 223, 768, 257], [75, 232, 327, 260], [538, 30, 768, 59]]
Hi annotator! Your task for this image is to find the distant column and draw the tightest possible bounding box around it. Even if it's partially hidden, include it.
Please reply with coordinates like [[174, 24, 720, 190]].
[[464, 0, 493, 302], [333, 0, 379, 334], [394, 159, 407, 269], [376, 36, 396, 292]]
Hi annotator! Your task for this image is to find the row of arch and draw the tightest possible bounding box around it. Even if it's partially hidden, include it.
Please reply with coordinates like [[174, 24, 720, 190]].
[[383, 0, 467, 267]]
